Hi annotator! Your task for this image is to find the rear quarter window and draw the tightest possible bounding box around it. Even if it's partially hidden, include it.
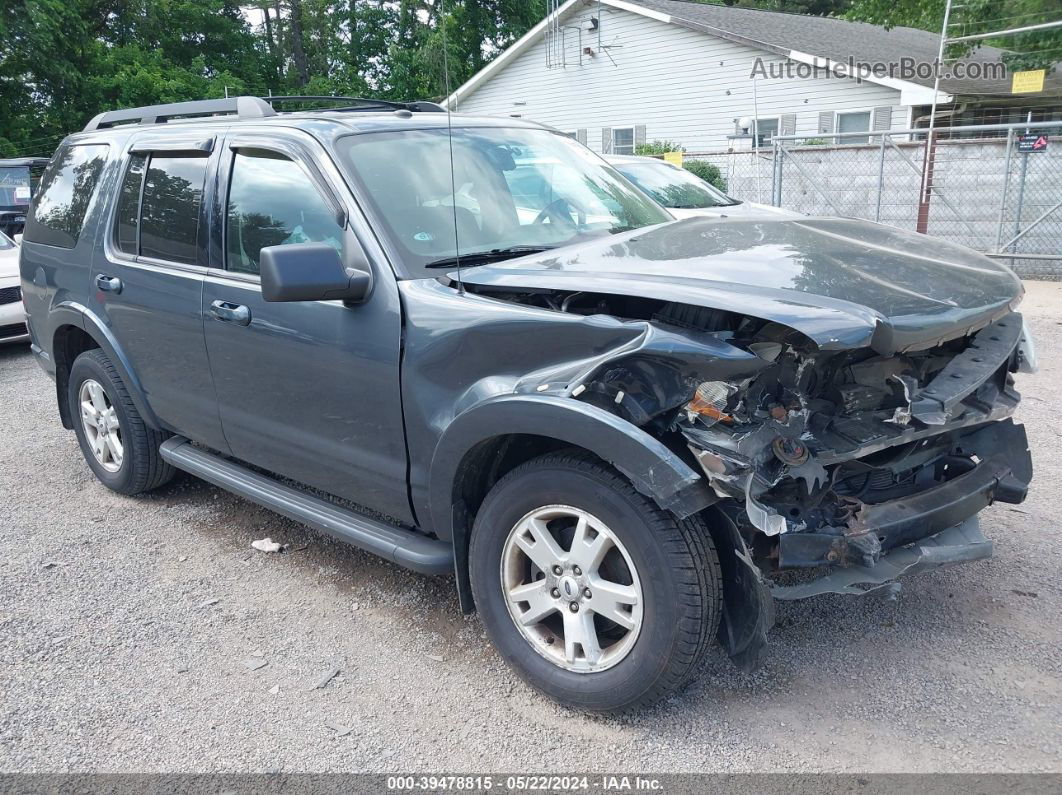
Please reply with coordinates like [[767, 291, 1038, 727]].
[[23, 144, 109, 248]]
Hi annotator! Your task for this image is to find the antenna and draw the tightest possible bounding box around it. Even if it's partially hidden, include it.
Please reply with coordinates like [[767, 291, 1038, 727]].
[[440, 0, 464, 294]]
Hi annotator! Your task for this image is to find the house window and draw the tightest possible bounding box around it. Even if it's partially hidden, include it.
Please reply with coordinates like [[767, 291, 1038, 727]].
[[753, 118, 778, 148], [837, 111, 872, 144], [613, 127, 635, 155]]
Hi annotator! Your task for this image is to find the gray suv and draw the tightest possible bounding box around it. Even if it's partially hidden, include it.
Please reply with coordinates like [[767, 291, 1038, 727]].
[[20, 96, 1034, 712]]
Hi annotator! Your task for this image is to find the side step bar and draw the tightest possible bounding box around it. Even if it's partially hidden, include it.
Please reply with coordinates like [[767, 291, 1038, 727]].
[[159, 437, 453, 576]]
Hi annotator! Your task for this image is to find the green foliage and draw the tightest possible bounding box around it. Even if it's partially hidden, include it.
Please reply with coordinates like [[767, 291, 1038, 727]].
[[634, 140, 686, 155], [718, 0, 852, 16], [0, 0, 547, 157], [845, 0, 1060, 73], [684, 160, 727, 192]]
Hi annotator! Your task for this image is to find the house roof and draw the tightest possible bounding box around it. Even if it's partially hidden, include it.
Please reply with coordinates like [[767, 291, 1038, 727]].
[[630, 0, 1060, 97], [448, 0, 1061, 107]]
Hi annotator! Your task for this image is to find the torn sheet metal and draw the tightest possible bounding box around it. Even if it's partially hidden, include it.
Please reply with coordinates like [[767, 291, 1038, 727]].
[[770, 517, 991, 600]]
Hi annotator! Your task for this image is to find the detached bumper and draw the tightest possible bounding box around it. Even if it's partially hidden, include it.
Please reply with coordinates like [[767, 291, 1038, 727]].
[[771, 419, 1031, 598], [778, 420, 1031, 570], [771, 516, 991, 599]]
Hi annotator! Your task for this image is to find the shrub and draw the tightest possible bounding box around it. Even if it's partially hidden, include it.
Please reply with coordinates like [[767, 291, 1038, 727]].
[[683, 159, 727, 192], [634, 139, 685, 155]]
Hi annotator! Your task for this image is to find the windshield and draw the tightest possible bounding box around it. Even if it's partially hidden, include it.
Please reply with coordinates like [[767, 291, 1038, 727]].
[[0, 232, 13, 250], [614, 160, 737, 209], [0, 166, 32, 209], [338, 127, 671, 273]]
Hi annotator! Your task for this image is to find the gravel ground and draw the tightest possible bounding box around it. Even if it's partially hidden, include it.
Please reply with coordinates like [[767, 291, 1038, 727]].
[[1, 282, 1060, 774]]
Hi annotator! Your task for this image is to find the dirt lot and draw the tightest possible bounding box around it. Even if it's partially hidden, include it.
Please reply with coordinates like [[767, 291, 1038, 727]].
[[1, 282, 1060, 774]]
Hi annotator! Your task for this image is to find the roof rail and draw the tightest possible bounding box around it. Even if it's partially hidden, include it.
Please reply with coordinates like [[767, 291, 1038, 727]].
[[83, 96, 277, 132], [261, 96, 446, 113]]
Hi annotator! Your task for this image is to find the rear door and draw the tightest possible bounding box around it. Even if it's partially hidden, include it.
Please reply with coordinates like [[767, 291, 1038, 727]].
[[87, 132, 227, 451], [201, 128, 411, 524]]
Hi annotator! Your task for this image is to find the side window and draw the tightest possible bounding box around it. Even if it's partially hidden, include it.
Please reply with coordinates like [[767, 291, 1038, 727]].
[[115, 154, 146, 255], [140, 154, 207, 264], [23, 144, 109, 248], [225, 149, 342, 276]]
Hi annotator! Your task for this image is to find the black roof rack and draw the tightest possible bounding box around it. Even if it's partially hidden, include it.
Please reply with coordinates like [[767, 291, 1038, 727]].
[[83, 96, 278, 132], [261, 95, 446, 113], [82, 94, 447, 133]]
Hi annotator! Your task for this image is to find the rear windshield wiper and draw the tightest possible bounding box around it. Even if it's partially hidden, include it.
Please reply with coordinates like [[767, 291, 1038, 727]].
[[424, 245, 554, 269]]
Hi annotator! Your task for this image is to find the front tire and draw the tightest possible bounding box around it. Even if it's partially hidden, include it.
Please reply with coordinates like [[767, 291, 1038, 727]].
[[68, 349, 175, 495], [470, 451, 721, 712]]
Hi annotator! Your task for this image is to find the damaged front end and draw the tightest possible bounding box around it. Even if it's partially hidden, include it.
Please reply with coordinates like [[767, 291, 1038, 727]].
[[455, 277, 1033, 671], [676, 311, 1033, 663]]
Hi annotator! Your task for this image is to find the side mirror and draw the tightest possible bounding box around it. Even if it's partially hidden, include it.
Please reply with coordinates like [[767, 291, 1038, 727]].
[[260, 242, 372, 303], [13, 233, 22, 245]]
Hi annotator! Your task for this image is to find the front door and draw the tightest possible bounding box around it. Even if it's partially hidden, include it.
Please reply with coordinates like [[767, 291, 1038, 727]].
[[202, 130, 412, 524]]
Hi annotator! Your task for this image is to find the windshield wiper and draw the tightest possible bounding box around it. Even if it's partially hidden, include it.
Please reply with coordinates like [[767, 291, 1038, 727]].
[[424, 245, 554, 269]]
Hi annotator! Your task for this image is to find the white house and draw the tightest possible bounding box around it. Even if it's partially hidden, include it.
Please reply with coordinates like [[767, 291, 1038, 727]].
[[446, 0, 1060, 154]]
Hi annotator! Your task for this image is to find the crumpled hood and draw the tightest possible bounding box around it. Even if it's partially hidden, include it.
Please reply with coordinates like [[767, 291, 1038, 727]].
[[456, 216, 1023, 353]]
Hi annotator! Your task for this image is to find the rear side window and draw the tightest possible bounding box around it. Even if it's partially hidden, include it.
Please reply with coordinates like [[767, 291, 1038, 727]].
[[113, 151, 207, 264], [115, 154, 146, 255], [140, 155, 207, 264], [24, 144, 109, 248]]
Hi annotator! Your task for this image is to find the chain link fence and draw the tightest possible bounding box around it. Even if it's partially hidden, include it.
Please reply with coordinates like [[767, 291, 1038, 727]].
[[688, 120, 1062, 279]]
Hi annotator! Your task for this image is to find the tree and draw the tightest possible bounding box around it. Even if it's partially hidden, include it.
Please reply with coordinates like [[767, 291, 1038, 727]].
[[721, 0, 852, 16], [846, 0, 1061, 72], [0, 0, 547, 156]]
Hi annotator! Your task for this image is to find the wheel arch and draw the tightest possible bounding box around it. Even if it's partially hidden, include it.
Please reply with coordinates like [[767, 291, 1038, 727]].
[[51, 305, 161, 432], [428, 394, 715, 612]]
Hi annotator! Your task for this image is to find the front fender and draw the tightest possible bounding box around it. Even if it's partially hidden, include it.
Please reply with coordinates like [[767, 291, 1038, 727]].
[[428, 393, 715, 541]]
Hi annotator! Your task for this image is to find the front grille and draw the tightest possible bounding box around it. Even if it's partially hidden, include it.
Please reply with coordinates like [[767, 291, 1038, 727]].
[[0, 286, 20, 305]]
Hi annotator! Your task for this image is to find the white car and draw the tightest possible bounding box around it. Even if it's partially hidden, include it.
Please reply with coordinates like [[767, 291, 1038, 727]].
[[607, 154, 799, 220], [0, 231, 28, 344]]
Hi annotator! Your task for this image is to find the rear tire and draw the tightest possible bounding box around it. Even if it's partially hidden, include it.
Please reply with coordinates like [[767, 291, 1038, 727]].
[[68, 349, 175, 495], [470, 450, 721, 712]]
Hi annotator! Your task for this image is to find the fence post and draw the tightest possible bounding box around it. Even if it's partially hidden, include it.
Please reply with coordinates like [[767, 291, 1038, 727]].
[[995, 129, 1015, 253], [772, 138, 782, 207], [875, 132, 886, 223], [916, 127, 937, 234]]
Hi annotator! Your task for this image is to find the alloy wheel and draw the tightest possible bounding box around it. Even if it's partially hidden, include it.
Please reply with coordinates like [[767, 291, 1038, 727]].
[[500, 505, 643, 673], [79, 379, 123, 473]]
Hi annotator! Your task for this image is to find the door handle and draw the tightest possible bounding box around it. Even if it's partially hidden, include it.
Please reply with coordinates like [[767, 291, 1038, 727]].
[[210, 300, 251, 326], [95, 274, 122, 293]]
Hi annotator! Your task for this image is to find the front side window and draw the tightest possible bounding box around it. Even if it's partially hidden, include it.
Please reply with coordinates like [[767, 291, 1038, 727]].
[[615, 161, 737, 209], [24, 144, 109, 248], [837, 111, 872, 144], [139, 154, 207, 264], [225, 149, 343, 276], [612, 127, 635, 155], [339, 127, 669, 274]]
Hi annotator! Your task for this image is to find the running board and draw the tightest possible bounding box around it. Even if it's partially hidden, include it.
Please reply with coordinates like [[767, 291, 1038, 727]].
[[159, 437, 453, 576]]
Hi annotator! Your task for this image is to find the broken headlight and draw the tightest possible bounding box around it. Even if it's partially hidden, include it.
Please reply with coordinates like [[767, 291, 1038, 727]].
[[685, 380, 738, 426]]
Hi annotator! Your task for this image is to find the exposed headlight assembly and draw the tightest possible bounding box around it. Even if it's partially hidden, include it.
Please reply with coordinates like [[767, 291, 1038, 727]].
[[686, 380, 737, 426]]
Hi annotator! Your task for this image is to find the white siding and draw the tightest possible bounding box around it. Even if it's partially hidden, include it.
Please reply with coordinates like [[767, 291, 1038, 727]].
[[455, 4, 908, 152]]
